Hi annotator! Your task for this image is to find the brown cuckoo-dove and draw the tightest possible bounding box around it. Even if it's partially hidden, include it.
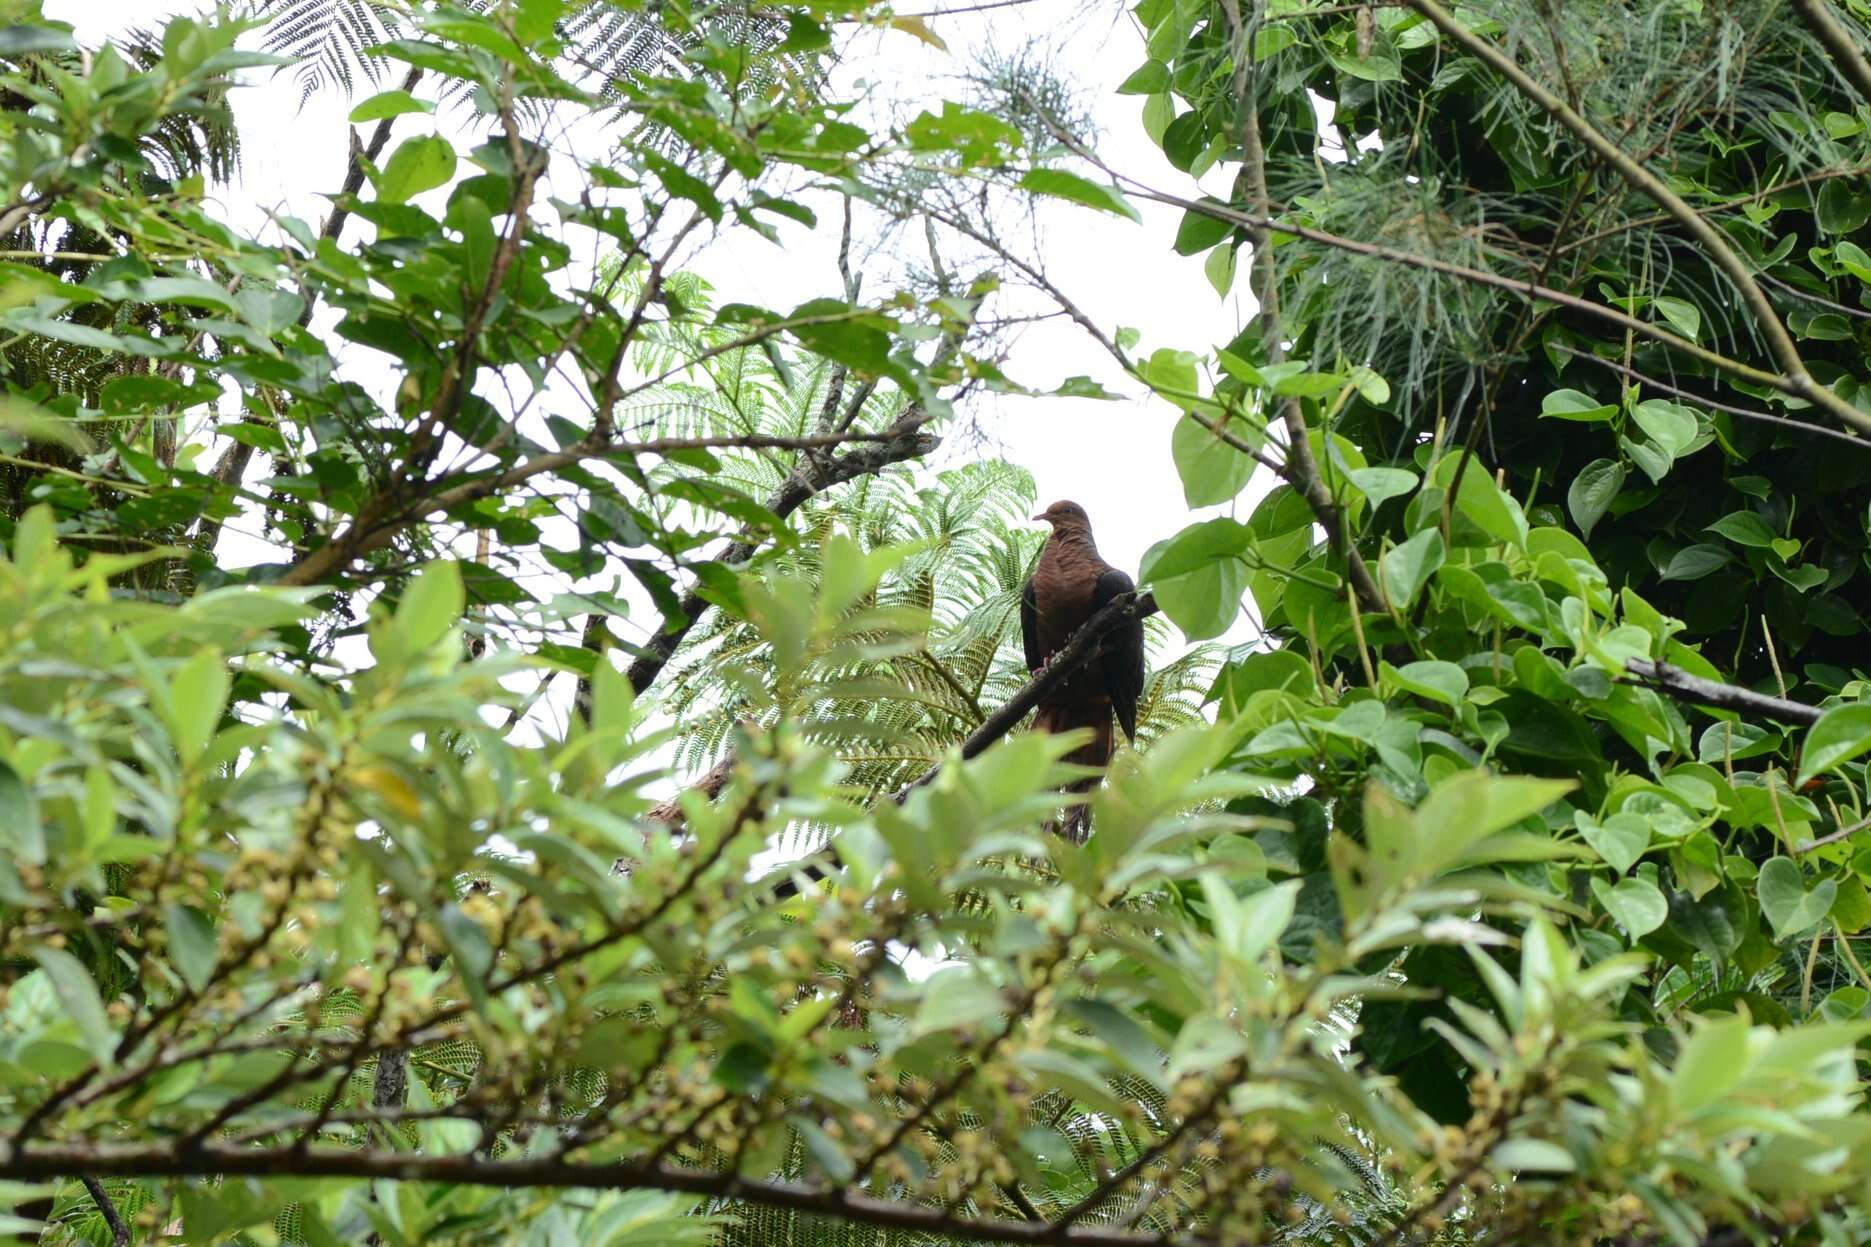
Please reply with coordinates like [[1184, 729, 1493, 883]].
[[1020, 500, 1146, 840]]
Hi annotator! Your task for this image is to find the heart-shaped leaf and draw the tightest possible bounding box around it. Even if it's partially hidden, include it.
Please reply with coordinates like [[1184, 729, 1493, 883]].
[[1567, 459, 1623, 539], [1591, 875, 1667, 938], [1379, 529, 1444, 610], [1757, 856, 1838, 941], [1577, 811, 1649, 875]]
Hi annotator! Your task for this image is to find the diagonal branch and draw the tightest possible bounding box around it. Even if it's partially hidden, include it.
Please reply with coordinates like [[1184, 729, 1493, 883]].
[[1623, 658, 1824, 727], [79, 1176, 129, 1247], [901, 590, 1158, 795], [1112, 180, 1858, 425], [1554, 347, 1871, 450], [1789, 0, 1871, 107], [1401, 0, 1871, 438], [622, 409, 943, 694]]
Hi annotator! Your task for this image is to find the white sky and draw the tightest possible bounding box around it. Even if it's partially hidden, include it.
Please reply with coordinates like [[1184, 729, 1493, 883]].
[[48, 0, 1274, 726]]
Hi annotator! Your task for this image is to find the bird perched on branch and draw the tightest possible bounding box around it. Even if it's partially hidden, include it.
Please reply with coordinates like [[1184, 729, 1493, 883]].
[[1021, 500, 1146, 841]]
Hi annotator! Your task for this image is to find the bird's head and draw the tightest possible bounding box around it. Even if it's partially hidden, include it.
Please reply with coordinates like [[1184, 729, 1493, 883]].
[[1033, 500, 1092, 531]]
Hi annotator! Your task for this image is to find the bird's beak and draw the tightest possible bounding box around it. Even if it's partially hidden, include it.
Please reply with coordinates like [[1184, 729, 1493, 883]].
[[1032, 512, 1047, 522]]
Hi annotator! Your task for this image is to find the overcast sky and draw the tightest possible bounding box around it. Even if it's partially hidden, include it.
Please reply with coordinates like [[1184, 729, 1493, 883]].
[[48, 0, 1273, 719]]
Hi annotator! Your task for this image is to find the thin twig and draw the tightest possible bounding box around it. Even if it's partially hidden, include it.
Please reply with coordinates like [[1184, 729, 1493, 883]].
[[1555, 347, 1868, 450]]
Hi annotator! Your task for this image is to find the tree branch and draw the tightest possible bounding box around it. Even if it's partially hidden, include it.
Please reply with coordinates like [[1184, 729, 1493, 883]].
[[1114, 179, 1858, 428], [623, 410, 942, 694], [1789, 0, 1871, 108], [320, 66, 423, 244], [903, 591, 1159, 795], [79, 1176, 129, 1247], [1624, 658, 1824, 727], [1220, 0, 1388, 615], [0, 1143, 1162, 1247], [1554, 347, 1871, 450], [1402, 0, 1871, 437]]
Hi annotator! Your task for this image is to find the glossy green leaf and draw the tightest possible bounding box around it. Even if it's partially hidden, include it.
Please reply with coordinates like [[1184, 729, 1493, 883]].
[[349, 89, 435, 123], [1591, 875, 1667, 938], [1379, 528, 1444, 610], [1567, 459, 1623, 539], [1797, 703, 1871, 784], [1018, 169, 1141, 222], [1541, 389, 1616, 422], [1758, 856, 1838, 940]]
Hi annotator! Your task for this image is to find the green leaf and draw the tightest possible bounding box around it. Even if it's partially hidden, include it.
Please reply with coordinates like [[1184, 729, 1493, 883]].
[[1379, 528, 1444, 609], [1706, 510, 1776, 549], [1541, 388, 1616, 422], [458, 195, 496, 293], [165, 904, 218, 993], [1576, 811, 1648, 875], [1797, 703, 1871, 784], [1621, 434, 1672, 484], [349, 89, 435, 123], [1347, 364, 1390, 405], [439, 905, 493, 980], [1630, 399, 1698, 458], [785, 298, 896, 376], [913, 968, 1005, 1036], [396, 561, 466, 653], [1172, 203, 1232, 256], [1116, 60, 1169, 93], [1591, 875, 1668, 938], [1140, 347, 1201, 410], [1171, 413, 1259, 507], [1203, 243, 1236, 296], [1836, 239, 1871, 281], [1491, 1139, 1576, 1173], [1346, 466, 1416, 509], [1819, 180, 1871, 233], [1384, 660, 1468, 706], [32, 948, 115, 1062], [1567, 458, 1623, 539], [1653, 296, 1701, 341], [516, 0, 562, 42], [0, 25, 78, 56], [1660, 544, 1730, 582], [1433, 455, 1528, 549], [1670, 1016, 1750, 1114], [0, 759, 42, 866], [99, 375, 214, 417], [167, 648, 230, 768], [378, 134, 457, 204], [1758, 856, 1838, 940], [1018, 169, 1140, 222], [1140, 524, 1252, 640]]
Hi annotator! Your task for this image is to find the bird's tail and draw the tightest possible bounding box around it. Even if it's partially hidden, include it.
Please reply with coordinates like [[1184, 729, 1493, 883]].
[[1035, 703, 1114, 843]]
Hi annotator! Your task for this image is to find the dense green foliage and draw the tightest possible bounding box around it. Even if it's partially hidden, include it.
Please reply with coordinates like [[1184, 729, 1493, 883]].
[[6, 0, 1871, 1244]]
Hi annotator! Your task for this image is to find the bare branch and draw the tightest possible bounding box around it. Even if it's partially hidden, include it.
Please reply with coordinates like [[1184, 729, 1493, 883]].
[[1624, 658, 1824, 727], [80, 1177, 129, 1247]]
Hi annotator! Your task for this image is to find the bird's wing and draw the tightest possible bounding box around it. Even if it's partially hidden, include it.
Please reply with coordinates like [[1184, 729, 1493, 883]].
[[1092, 567, 1145, 741], [1020, 577, 1042, 672]]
